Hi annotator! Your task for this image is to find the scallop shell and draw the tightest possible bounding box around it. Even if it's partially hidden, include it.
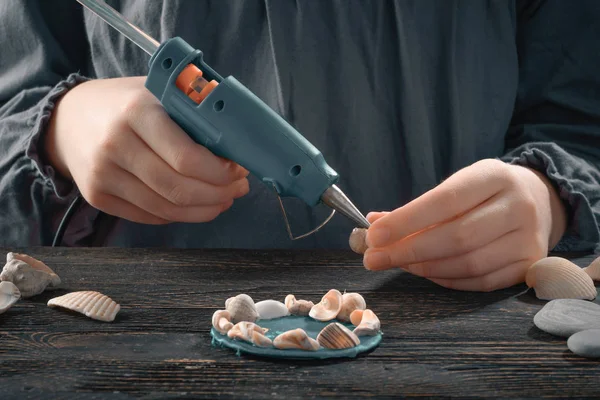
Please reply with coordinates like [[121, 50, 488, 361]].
[[284, 294, 314, 316], [349, 228, 368, 254], [525, 257, 597, 300], [317, 322, 360, 349], [309, 289, 343, 321], [349, 309, 364, 326], [255, 299, 290, 320], [336, 293, 366, 322], [352, 309, 381, 336], [47, 291, 120, 322], [584, 256, 600, 281], [226, 294, 258, 323], [273, 328, 320, 351], [0, 281, 21, 315], [227, 321, 272, 347], [212, 310, 233, 334], [1, 253, 61, 298]]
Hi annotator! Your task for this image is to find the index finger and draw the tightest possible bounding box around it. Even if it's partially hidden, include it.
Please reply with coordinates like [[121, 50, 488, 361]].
[[366, 160, 509, 248], [127, 92, 247, 186]]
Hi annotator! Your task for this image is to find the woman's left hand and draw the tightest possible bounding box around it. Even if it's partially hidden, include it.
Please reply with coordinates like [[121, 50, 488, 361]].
[[363, 159, 568, 291]]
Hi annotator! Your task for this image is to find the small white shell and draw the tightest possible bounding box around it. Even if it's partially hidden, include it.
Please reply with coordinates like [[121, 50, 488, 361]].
[[1, 253, 61, 298], [273, 328, 320, 351], [349, 228, 368, 254], [226, 294, 258, 323], [0, 281, 21, 314], [352, 309, 381, 336], [284, 294, 314, 316], [584, 256, 600, 281], [336, 293, 366, 322], [317, 322, 360, 349], [212, 310, 233, 334], [47, 291, 120, 322], [255, 299, 290, 320], [309, 289, 343, 321], [227, 321, 272, 347], [526, 257, 597, 300]]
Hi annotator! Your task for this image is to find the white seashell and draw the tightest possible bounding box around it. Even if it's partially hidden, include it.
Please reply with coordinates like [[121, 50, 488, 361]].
[[212, 310, 233, 334], [584, 256, 600, 281], [309, 289, 343, 321], [526, 257, 597, 300], [336, 293, 366, 322], [227, 321, 272, 347], [352, 309, 381, 336], [255, 299, 289, 320], [226, 294, 258, 323], [1, 253, 61, 298], [317, 322, 360, 349], [349, 228, 368, 254], [47, 291, 120, 322], [273, 328, 320, 351], [284, 294, 314, 316], [0, 281, 21, 315], [349, 309, 364, 326]]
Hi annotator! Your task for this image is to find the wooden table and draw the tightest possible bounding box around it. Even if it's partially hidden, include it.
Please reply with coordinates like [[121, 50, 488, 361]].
[[0, 248, 599, 399]]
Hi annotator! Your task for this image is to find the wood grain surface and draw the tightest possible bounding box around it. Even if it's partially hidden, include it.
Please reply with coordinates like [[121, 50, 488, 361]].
[[0, 247, 599, 399]]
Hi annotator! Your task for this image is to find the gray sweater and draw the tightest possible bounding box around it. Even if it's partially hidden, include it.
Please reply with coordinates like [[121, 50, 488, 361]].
[[1, 0, 599, 251]]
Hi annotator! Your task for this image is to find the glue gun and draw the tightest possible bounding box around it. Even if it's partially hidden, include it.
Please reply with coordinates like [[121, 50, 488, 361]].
[[76, 0, 370, 238]]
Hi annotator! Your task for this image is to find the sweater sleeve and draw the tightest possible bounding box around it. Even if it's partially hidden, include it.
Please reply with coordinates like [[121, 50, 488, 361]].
[[0, 1, 91, 246], [501, 0, 600, 253]]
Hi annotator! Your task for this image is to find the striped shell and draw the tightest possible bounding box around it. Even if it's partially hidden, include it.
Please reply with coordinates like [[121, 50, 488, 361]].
[[584, 256, 600, 281], [525, 257, 597, 301], [317, 322, 360, 349], [47, 291, 120, 322]]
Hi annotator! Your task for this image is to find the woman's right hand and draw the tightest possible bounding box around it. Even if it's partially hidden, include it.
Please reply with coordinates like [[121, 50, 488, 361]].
[[45, 77, 250, 224]]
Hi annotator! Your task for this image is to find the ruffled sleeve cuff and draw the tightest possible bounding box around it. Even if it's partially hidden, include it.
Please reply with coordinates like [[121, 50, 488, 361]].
[[25, 73, 91, 199], [501, 143, 600, 253]]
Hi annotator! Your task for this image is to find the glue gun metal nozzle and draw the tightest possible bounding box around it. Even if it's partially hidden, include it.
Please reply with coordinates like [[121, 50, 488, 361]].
[[321, 185, 370, 229]]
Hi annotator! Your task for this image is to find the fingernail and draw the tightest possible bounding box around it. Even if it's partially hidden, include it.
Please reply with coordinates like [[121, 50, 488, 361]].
[[366, 227, 390, 248], [363, 250, 390, 270]]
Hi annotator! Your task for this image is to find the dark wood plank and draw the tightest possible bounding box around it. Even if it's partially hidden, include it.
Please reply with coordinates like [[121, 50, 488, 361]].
[[0, 247, 598, 399]]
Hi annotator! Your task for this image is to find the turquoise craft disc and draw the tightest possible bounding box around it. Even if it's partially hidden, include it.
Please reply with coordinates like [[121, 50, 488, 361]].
[[211, 316, 382, 360]]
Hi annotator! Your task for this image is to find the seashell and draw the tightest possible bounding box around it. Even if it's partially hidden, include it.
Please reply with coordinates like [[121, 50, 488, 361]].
[[336, 293, 366, 322], [352, 309, 381, 336], [317, 322, 360, 349], [284, 294, 314, 316], [227, 321, 272, 347], [1, 253, 61, 298], [309, 289, 343, 321], [273, 328, 320, 351], [349, 228, 368, 254], [350, 309, 364, 326], [255, 299, 290, 320], [584, 256, 600, 281], [212, 310, 233, 334], [525, 257, 597, 300], [226, 294, 258, 323], [47, 291, 120, 322], [0, 281, 21, 315]]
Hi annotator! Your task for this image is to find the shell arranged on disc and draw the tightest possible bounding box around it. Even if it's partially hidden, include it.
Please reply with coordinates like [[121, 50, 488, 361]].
[[47, 291, 120, 322], [212, 310, 233, 334], [255, 299, 289, 320], [309, 289, 343, 321], [0, 281, 21, 315], [284, 294, 314, 316], [337, 293, 366, 322], [352, 309, 381, 336], [226, 294, 258, 323], [317, 322, 361, 349], [227, 321, 272, 347], [273, 328, 320, 351], [525, 257, 597, 300]]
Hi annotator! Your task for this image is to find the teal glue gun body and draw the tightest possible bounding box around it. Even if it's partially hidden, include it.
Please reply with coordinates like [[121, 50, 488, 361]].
[[145, 37, 339, 207]]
